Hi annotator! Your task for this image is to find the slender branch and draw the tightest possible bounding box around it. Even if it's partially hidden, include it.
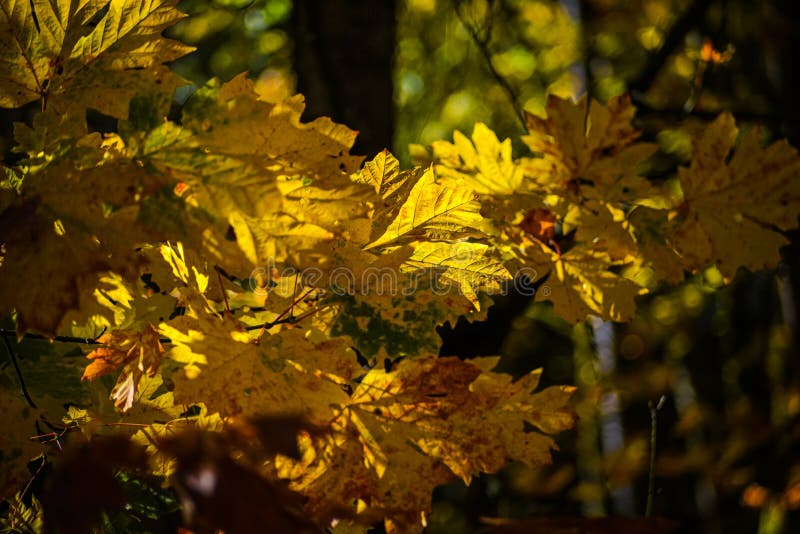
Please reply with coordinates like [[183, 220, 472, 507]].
[[0, 329, 107, 345], [452, 0, 527, 129], [2, 313, 308, 347], [646, 395, 666, 517], [578, 0, 594, 100], [254, 288, 315, 342], [629, 0, 714, 96], [2, 335, 37, 409], [11, 456, 47, 528]]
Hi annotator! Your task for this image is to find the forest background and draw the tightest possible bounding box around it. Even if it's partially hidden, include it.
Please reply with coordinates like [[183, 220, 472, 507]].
[[1, 0, 800, 533]]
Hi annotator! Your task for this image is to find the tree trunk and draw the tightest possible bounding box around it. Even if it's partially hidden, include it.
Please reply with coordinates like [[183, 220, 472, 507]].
[[291, 0, 396, 157]]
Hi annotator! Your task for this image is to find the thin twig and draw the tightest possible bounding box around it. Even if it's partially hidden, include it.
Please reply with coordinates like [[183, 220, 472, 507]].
[[0, 329, 102, 345], [1, 329, 173, 346], [629, 0, 714, 96], [2, 335, 37, 409], [244, 315, 304, 332], [11, 456, 47, 528], [288, 304, 325, 326], [578, 0, 594, 101], [290, 275, 300, 319], [216, 266, 231, 314], [29, 427, 74, 442], [646, 395, 666, 517], [255, 288, 315, 342], [452, 0, 527, 129]]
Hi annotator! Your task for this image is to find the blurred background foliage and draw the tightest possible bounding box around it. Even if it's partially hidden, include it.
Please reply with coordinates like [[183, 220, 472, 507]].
[[3, 0, 800, 532]]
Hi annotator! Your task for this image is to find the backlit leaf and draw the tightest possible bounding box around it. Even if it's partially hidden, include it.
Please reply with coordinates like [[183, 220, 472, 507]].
[[280, 356, 575, 533], [671, 113, 800, 278], [82, 324, 164, 412], [0, 0, 192, 119], [365, 167, 490, 250]]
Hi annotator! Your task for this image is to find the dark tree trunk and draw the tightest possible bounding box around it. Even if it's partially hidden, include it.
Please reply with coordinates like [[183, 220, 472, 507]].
[[775, 0, 800, 376], [291, 0, 396, 157]]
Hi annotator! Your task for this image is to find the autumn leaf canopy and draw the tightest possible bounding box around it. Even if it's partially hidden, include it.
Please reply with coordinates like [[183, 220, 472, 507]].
[[1, 1, 799, 532]]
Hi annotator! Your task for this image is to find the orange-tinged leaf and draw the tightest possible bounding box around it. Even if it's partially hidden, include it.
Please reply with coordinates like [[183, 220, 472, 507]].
[[82, 324, 164, 412], [520, 207, 557, 243]]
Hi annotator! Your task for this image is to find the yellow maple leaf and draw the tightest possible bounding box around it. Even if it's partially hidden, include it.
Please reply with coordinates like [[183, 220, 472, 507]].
[[0, 136, 169, 336], [521, 95, 666, 257], [230, 212, 337, 269], [354, 150, 423, 242], [0, 0, 192, 121], [365, 167, 491, 250], [143, 75, 371, 276], [671, 113, 800, 278], [280, 356, 575, 533], [516, 234, 644, 323], [431, 122, 524, 195], [149, 74, 361, 190], [402, 241, 511, 307], [160, 313, 355, 423], [413, 106, 669, 321], [522, 94, 656, 197], [354, 149, 411, 200]]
